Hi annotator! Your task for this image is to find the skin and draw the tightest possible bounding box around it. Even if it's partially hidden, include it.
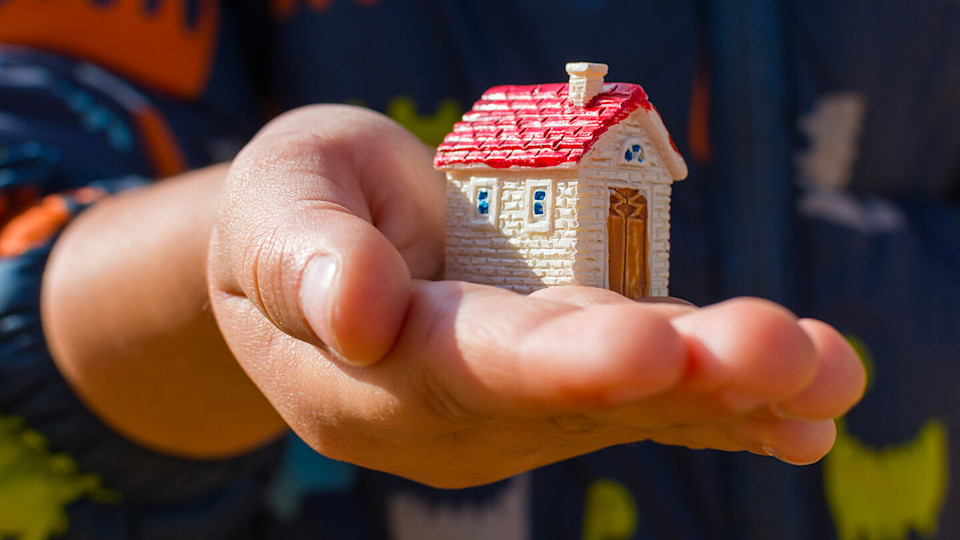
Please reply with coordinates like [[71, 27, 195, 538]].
[[42, 105, 866, 487], [41, 165, 287, 458]]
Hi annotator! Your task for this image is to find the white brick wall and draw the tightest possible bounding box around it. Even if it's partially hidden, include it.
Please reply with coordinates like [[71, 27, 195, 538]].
[[445, 169, 581, 293]]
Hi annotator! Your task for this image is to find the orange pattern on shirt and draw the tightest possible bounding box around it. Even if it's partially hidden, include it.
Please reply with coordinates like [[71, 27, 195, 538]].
[[0, 187, 107, 257], [0, 0, 219, 99]]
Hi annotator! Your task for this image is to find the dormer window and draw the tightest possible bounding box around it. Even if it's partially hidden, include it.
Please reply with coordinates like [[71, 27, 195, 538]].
[[621, 138, 646, 166]]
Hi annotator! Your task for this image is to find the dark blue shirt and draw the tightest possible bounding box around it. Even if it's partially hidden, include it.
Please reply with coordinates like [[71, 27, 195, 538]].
[[1, 1, 958, 538]]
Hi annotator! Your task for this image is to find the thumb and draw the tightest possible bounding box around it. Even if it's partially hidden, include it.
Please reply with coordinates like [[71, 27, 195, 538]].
[[209, 107, 422, 366], [296, 210, 412, 365]]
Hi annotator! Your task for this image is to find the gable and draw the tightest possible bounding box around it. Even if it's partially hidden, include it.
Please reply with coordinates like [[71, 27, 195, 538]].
[[582, 108, 689, 181]]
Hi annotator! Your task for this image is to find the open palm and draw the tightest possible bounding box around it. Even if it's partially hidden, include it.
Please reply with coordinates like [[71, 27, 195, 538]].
[[207, 105, 865, 488]]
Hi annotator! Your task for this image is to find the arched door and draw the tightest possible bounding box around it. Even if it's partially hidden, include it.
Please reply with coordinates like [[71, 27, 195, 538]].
[[607, 187, 649, 299]]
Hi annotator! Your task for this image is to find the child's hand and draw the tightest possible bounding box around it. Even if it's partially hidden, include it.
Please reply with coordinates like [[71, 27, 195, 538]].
[[207, 105, 866, 488]]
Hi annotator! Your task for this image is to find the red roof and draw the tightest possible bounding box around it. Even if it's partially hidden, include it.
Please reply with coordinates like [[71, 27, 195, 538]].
[[434, 82, 654, 169]]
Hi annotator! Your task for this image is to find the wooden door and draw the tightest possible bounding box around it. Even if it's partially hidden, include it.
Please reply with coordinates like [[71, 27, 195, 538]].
[[607, 188, 649, 299]]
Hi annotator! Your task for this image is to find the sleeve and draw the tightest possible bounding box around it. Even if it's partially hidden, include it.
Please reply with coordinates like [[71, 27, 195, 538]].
[[0, 48, 284, 539]]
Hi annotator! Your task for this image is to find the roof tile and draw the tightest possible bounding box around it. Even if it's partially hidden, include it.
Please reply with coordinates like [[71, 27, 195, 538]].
[[436, 82, 654, 169]]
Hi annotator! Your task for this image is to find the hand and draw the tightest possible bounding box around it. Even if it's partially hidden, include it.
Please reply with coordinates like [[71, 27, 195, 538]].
[[207, 105, 866, 488]]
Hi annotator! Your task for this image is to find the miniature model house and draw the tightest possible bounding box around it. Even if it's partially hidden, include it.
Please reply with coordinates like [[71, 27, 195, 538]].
[[434, 63, 688, 299]]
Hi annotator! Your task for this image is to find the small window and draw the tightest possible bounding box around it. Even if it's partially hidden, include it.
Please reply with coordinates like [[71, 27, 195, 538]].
[[525, 180, 554, 233], [469, 178, 500, 228], [477, 189, 490, 215], [620, 138, 646, 166], [533, 189, 547, 216]]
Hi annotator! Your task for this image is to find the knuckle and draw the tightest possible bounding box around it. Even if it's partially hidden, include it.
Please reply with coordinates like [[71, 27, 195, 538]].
[[237, 221, 309, 337]]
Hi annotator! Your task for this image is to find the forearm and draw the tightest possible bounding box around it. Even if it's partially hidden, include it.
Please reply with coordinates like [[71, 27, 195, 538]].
[[40, 164, 286, 458]]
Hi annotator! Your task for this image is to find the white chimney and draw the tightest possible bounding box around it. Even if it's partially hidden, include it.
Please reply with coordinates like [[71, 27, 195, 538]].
[[565, 62, 608, 107]]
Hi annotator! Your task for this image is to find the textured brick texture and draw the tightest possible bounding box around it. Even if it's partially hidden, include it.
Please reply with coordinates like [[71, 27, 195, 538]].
[[445, 170, 581, 293]]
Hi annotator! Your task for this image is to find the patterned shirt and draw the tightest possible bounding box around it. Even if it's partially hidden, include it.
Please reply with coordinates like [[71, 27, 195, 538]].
[[1, 1, 959, 539]]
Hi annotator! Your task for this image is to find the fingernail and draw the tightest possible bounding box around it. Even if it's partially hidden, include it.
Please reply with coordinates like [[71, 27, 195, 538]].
[[719, 390, 764, 412], [301, 256, 340, 350], [762, 444, 782, 460], [761, 444, 812, 466]]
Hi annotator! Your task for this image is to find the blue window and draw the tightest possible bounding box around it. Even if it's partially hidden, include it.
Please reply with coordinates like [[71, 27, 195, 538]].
[[525, 181, 553, 233], [533, 189, 546, 216], [477, 189, 489, 215], [624, 143, 644, 163]]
